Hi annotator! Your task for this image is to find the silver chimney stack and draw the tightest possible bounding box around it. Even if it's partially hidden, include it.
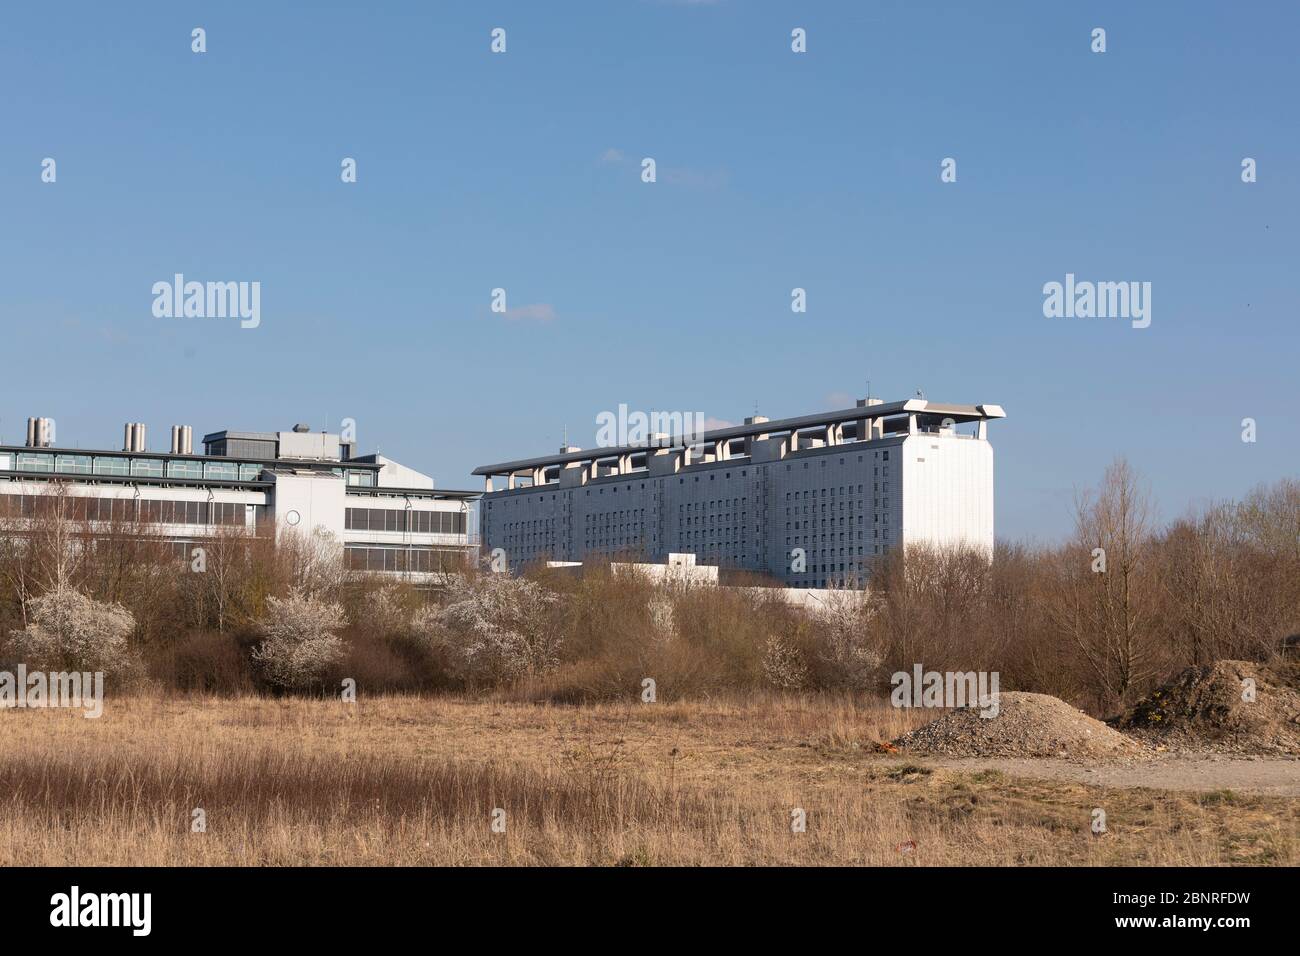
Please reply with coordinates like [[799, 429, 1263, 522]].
[[123, 423, 147, 453], [170, 425, 193, 455], [27, 417, 54, 447]]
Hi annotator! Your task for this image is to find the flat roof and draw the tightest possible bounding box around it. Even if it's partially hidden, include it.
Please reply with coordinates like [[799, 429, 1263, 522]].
[[202, 430, 279, 443], [345, 486, 481, 501], [473, 399, 1005, 476], [0, 444, 381, 470], [0, 469, 273, 491]]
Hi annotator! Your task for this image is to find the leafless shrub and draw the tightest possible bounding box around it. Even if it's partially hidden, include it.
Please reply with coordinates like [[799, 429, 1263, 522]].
[[277, 529, 346, 598], [352, 583, 417, 640]]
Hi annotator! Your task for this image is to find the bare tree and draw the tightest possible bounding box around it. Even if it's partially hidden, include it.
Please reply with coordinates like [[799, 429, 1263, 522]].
[[1055, 458, 1160, 709]]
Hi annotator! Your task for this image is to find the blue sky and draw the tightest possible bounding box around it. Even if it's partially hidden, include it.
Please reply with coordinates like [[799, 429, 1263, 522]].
[[1, 1, 1295, 542]]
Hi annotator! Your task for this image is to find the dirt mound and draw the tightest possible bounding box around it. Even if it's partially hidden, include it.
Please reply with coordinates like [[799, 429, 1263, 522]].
[[1113, 661, 1300, 755], [892, 692, 1140, 759]]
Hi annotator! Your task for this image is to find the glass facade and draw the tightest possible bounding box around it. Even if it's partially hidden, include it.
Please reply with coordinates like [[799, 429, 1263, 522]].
[[0, 447, 372, 488], [55, 454, 93, 475], [16, 453, 53, 472], [204, 461, 239, 481], [93, 456, 130, 476]]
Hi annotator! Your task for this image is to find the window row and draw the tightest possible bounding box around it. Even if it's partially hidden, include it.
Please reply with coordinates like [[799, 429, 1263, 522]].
[[3, 453, 264, 482], [344, 545, 468, 573], [0, 493, 256, 526], [344, 508, 466, 534]]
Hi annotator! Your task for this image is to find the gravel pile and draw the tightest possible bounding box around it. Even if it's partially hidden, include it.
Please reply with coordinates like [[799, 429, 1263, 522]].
[[1112, 661, 1300, 756], [892, 691, 1141, 759]]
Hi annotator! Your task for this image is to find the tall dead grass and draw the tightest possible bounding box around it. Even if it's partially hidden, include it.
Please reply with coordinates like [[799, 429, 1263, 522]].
[[0, 694, 1292, 866]]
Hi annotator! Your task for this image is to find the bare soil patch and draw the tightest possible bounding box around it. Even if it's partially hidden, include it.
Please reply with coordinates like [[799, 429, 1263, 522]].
[[924, 755, 1300, 797]]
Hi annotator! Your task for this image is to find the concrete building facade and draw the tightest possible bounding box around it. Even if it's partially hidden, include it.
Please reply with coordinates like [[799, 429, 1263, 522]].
[[475, 398, 1004, 588], [0, 418, 478, 580]]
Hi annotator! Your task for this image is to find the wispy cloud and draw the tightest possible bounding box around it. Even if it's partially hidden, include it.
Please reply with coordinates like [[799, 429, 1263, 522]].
[[502, 303, 557, 323], [662, 165, 730, 189], [596, 147, 727, 190]]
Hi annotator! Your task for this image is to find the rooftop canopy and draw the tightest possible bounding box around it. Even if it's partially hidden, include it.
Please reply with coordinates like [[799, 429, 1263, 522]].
[[474, 398, 1005, 477]]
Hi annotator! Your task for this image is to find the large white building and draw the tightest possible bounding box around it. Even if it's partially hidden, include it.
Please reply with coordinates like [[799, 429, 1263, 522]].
[[0, 418, 478, 578], [475, 397, 1004, 588]]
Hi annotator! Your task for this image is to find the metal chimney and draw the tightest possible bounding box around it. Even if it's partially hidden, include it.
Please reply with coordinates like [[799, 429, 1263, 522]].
[[169, 425, 193, 455], [123, 422, 147, 453], [28, 417, 54, 447]]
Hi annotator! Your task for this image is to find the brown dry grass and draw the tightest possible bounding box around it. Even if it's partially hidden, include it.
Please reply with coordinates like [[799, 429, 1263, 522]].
[[0, 693, 1294, 866]]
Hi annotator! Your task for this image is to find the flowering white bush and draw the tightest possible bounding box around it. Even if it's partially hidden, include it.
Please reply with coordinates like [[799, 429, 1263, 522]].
[[762, 635, 809, 690], [814, 588, 881, 691], [647, 595, 676, 644], [252, 589, 347, 689], [8, 587, 137, 676], [419, 572, 560, 686]]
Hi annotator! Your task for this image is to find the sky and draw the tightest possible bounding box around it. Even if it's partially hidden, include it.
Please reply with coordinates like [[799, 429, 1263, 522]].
[[1, 0, 1296, 543]]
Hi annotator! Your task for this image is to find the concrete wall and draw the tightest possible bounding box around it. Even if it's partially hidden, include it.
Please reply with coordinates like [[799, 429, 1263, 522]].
[[277, 431, 341, 461], [371, 454, 436, 490], [900, 434, 994, 556], [269, 471, 346, 539]]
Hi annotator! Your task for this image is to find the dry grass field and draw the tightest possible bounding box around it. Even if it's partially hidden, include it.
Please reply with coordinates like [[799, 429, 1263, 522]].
[[0, 693, 1295, 866]]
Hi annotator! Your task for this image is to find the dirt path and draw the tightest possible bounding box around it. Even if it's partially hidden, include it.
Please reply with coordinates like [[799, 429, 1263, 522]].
[[925, 755, 1300, 796]]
